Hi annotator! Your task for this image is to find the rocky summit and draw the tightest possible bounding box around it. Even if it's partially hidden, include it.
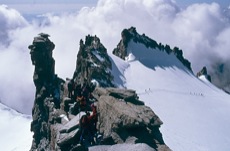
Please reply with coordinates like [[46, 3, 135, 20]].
[[28, 31, 171, 151]]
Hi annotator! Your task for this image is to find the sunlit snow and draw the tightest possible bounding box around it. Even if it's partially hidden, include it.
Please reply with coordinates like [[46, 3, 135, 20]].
[[0, 103, 33, 151]]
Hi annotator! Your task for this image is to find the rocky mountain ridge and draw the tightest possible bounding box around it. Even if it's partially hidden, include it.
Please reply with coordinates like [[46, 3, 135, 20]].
[[113, 27, 230, 95], [28, 31, 172, 151]]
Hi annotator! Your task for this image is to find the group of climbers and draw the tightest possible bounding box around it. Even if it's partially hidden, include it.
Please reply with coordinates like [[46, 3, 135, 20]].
[[66, 79, 95, 115], [65, 78, 99, 147]]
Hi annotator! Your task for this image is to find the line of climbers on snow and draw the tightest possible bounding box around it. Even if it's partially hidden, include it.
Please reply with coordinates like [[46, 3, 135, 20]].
[[137, 88, 204, 97], [63, 79, 101, 148]]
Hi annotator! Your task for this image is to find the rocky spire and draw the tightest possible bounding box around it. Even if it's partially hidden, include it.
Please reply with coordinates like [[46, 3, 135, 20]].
[[73, 35, 114, 87], [28, 33, 64, 150], [29, 33, 55, 91]]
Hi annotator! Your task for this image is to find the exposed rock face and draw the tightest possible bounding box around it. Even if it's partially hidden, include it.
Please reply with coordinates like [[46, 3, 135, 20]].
[[197, 66, 212, 82], [92, 87, 169, 150], [112, 28, 132, 60], [73, 35, 114, 87], [113, 27, 192, 72]]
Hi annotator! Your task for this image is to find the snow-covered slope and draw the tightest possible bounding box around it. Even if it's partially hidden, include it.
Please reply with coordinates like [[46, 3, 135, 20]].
[[111, 40, 230, 151], [0, 103, 32, 151]]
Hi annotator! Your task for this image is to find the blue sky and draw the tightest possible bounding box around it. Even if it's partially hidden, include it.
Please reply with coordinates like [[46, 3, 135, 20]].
[[176, 0, 229, 7], [0, 0, 229, 15], [0, 0, 230, 6], [0, 0, 96, 4], [0, 0, 97, 15], [0, 0, 229, 7]]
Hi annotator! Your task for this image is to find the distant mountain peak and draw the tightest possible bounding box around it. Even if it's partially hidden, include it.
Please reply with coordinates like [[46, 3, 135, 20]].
[[113, 27, 192, 72], [197, 66, 212, 82]]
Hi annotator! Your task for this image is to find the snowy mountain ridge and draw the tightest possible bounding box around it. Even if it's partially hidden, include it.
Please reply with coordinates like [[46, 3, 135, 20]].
[[113, 27, 192, 72]]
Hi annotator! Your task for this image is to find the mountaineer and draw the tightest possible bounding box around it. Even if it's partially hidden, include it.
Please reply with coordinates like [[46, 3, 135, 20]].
[[79, 104, 98, 146]]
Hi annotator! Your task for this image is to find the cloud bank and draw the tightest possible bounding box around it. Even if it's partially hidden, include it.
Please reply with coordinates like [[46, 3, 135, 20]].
[[0, 0, 230, 114]]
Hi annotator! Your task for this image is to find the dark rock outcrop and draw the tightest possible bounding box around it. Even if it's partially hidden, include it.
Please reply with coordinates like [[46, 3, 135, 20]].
[[92, 87, 169, 150], [113, 27, 192, 72], [197, 66, 212, 82], [73, 35, 114, 87]]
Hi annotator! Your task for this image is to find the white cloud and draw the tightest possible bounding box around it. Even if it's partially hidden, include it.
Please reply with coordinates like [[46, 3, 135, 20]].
[[0, 0, 230, 114], [0, 5, 33, 114], [0, 4, 28, 45], [170, 3, 228, 69]]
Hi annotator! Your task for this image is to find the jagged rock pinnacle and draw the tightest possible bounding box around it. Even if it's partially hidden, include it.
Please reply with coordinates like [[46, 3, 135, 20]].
[[73, 35, 114, 87]]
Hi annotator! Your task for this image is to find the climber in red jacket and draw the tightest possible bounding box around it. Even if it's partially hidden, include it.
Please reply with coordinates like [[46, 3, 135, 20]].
[[79, 103, 97, 146]]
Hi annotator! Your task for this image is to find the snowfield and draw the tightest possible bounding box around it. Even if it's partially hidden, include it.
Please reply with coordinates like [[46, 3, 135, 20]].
[[0, 103, 33, 151]]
